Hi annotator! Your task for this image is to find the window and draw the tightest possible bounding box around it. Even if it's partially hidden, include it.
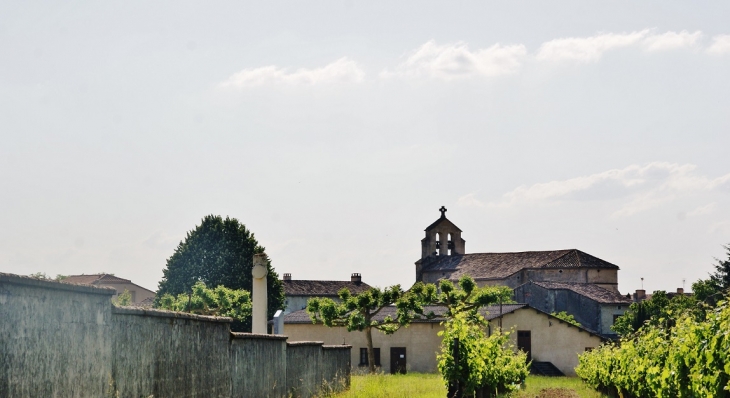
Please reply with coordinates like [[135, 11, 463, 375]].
[[359, 348, 381, 367], [613, 314, 621, 325]]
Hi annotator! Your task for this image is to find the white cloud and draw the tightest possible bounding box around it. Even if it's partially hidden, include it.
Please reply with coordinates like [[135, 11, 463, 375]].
[[536, 30, 650, 63], [536, 30, 706, 63], [687, 202, 717, 217], [459, 162, 730, 218], [219, 57, 365, 88], [707, 35, 730, 55], [383, 40, 527, 81], [643, 30, 702, 52]]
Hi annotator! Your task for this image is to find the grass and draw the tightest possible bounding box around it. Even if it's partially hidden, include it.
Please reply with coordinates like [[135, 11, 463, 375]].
[[328, 372, 446, 398], [326, 373, 610, 398]]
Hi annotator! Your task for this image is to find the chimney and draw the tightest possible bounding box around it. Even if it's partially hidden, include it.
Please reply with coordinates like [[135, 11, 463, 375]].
[[677, 287, 684, 294], [283, 273, 291, 281], [635, 289, 646, 302], [351, 273, 362, 284]]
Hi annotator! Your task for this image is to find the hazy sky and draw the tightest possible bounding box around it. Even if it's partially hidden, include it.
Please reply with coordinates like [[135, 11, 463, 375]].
[[2, 1, 729, 295]]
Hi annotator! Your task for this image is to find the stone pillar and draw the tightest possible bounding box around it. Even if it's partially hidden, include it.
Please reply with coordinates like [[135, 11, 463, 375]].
[[252, 253, 269, 334]]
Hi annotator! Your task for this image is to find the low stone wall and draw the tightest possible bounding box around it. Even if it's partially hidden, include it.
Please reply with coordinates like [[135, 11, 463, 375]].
[[230, 333, 287, 398], [0, 273, 351, 398], [111, 307, 233, 398]]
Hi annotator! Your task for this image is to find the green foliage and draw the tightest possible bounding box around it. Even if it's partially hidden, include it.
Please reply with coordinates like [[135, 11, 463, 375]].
[[577, 297, 730, 397], [157, 281, 251, 322], [611, 291, 701, 336], [155, 215, 284, 332], [551, 311, 581, 327], [412, 277, 520, 395], [437, 311, 528, 396], [409, 276, 514, 320], [308, 284, 420, 373], [112, 289, 133, 306], [28, 272, 68, 281], [693, 243, 730, 307]]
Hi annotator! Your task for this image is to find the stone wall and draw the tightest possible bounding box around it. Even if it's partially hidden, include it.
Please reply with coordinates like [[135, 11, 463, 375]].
[[286, 341, 324, 398], [0, 273, 115, 398], [111, 307, 233, 398], [321, 345, 351, 390], [513, 282, 602, 333], [0, 273, 350, 398], [230, 333, 287, 398]]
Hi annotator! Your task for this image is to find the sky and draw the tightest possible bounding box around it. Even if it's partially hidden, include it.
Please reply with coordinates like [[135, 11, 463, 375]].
[[1, 1, 729, 295]]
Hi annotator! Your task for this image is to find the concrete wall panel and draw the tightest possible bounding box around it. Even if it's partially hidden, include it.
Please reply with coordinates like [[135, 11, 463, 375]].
[[0, 274, 114, 398], [230, 333, 287, 398]]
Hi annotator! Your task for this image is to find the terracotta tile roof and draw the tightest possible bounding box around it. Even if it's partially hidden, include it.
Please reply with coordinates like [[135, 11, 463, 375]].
[[530, 281, 632, 304], [422, 249, 619, 280], [283, 304, 528, 324], [63, 274, 132, 285], [283, 280, 372, 297]]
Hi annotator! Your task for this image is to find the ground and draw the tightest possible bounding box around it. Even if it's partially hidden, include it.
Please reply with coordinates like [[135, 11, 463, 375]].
[[324, 374, 609, 398]]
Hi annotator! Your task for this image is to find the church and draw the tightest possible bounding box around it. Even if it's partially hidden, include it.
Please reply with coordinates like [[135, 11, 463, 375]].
[[415, 207, 631, 336]]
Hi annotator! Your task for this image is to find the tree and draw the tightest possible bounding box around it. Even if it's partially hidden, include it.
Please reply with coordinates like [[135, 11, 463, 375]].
[[409, 277, 517, 397], [307, 285, 423, 373], [693, 243, 730, 306], [551, 311, 581, 327], [611, 291, 701, 336], [438, 311, 528, 397], [155, 215, 284, 332], [157, 281, 252, 323], [409, 276, 513, 320], [112, 289, 133, 306]]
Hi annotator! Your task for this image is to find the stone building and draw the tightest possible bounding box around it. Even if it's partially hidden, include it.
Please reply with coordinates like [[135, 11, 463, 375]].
[[281, 273, 371, 314], [416, 208, 620, 292], [415, 207, 629, 336], [513, 281, 632, 336], [284, 303, 604, 376], [63, 273, 155, 306]]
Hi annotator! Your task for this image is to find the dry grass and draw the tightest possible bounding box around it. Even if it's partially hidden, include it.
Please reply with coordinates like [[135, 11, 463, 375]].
[[513, 376, 610, 398]]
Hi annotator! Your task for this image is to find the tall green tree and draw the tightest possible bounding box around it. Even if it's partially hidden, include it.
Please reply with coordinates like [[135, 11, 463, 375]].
[[155, 215, 284, 332], [693, 243, 730, 306], [307, 285, 425, 374]]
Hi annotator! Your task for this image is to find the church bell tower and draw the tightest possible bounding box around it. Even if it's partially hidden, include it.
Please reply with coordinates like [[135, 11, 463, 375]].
[[416, 206, 466, 281]]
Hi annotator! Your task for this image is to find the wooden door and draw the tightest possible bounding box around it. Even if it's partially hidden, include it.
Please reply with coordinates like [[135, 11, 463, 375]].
[[517, 330, 531, 362], [390, 347, 407, 374]]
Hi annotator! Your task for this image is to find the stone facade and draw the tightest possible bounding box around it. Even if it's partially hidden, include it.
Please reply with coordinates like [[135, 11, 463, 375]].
[[415, 209, 621, 293], [513, 281, 631, 336], [284, 304, 604, 376]]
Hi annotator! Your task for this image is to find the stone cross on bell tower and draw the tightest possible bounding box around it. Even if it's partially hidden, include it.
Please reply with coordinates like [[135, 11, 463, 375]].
[[439, 206, 447, 218]]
